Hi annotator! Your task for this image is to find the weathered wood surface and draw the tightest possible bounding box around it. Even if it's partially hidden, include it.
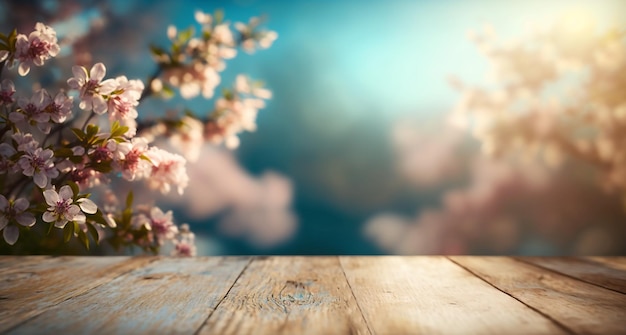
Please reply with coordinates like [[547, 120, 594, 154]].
[[1, 256, 625, 334], [197, 257, 369, 335], [341, 256, 566, 335], [0, 256, 155, 333], [518, 257, 626, 294], [450, 256, 626, 335]]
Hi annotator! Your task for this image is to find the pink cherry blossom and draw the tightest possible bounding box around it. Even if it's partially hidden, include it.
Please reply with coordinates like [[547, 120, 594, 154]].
[[0, 143, 16, 174], [42, 185, 97, 228], [145, 147, 188, 194], [17, 147, 58, 188], [112, 137, 152, 181], [14, 23, 60, 76], [162, 63, 220, 99], [0, 80, 15, 105], [11, 133, 39, 152], [173, 239, 197, 256], [67, 63, 117, 114], [42, 91, 73, 123], [148, 206, 178, 244], [169, 116, 204, 162], [0, 195, 35, 245], [107, 76, 144, 122], [11, 90, 51, 133]]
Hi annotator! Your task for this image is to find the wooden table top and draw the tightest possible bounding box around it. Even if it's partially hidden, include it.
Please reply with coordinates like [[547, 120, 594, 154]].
[[1, 256, 625, 334]]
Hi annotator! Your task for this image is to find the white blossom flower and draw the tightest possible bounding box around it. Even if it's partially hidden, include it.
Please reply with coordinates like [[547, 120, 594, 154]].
[[0, 195, 35, 245], [169, 116, 204, 162], [0, 79, 16, 105], [42, 90, 73, 123], [111, 137, 152, 181], [146, 147, 189, 194], [148, 206, 178, 244], [15, 22, 60, 76], [194, 10, 212, 26], [172, 223, 196, 256], [67, 63, 117, 114], [173, 239, 197, 256], [163, 63, 220, 99], [0, 143, 16, 174], [11, 133, 39, 152], [42, 185, 97, 228], [17, 147, 58, 188], [11, 90, 51, 133]]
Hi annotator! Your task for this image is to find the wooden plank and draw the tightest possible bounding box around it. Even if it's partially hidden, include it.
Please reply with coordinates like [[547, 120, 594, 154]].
[[340, 256, 565, 335], [0, 256, 50, 270], [585, 257, 626, 271], [519, 257, 626, 294], [451, 256, 626, 335], [198, 256, 370, 335], [8, 257, 250, 335], [0, 256, 153, 333]]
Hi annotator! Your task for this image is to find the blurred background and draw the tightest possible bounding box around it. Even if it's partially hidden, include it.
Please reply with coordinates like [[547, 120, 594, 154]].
[[2, 0, 626, 255]]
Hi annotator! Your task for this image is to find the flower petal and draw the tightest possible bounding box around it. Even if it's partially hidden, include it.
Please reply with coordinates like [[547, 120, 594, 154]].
[[3, 225, 19, 245], [33, 172, 47, 188], [90, 63, 106, 81], [43, 189, 59, 206], [18, 63, 30, 76], [0, 216, 8, 230], [72, 65, 87, 83], [0, 195, 8, 211], [13, 198, 29, 212], [73, 213, 86, 224], [67, 204, 81, 216], [92, 95, 108, 115], [99, 79, 117, 95], [42, 211, 56, 223], [77, 198, 97, 214], [16, 213, 36, 227], [54, 219, 68, 228], [59, 185, 73, 200]]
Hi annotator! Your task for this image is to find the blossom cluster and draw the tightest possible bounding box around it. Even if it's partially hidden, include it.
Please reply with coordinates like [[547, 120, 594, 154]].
[[0, 10, 276, 255], [449, 14, 626, 197], [142, 10, 276, 156]]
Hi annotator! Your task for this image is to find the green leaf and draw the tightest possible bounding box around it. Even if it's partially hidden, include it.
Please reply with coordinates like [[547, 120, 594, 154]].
[[214, 9, 224, 24], [67, 181, 80, 199], [77, 229, 89, 250], [89, 161, 112, 173], [149, 44, 167, 57], [178, 27, 195, 44], [54, 147, 74, 158], [86, 222, 100, 244], [125, 191, 134, 209], [86, 124, 99, 138], [161, 85, 175, 99], [71, 128, 85, 141], [63, 223, 74, 243], [139, 154, 153, 164]]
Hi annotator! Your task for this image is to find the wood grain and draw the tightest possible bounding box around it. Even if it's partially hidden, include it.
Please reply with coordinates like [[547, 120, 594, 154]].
[[586, 257, 626, 271], [340, 256, 565, 335], [0, 256, 50, 271], [519, 257, 626, 294], [451, 256, 626, 335], [7, 257, 250, 335], [198, 256, 370, 335], [0, 256, 153, 333]]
